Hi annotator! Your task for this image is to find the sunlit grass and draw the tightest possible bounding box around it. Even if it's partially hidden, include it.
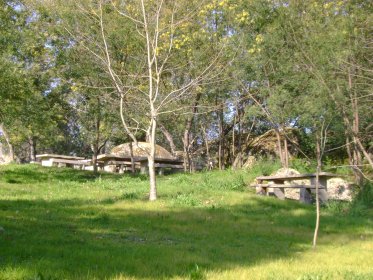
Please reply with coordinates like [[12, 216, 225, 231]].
[[0, 164, 372, 279]]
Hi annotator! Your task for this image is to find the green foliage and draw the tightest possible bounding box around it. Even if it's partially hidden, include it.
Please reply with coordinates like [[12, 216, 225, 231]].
[[250, 159, 281, 176], [349, 181, 373, 216], [289, 158, 315, 173]]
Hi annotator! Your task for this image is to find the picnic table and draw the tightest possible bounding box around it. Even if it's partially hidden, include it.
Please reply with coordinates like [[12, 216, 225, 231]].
[[96, 154, 183, 174], [96, 154, 141, 173], [137, 157, 184, 175], [36, 153, 184, 174], [252, 172, 341, 204], [36, 154, 86, 168]]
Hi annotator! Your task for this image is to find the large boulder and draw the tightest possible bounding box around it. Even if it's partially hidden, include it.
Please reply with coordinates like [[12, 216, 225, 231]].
[[327, 178, 353, 201], [270, 168, 307, 200]]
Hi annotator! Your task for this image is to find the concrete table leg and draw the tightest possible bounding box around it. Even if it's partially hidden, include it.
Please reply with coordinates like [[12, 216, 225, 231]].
[[273, 187, 285, 200], [300, 188, 313, 204], [255, 180, 266, 195], [140, 162, 149, 175], [311, 177, 328, 203]]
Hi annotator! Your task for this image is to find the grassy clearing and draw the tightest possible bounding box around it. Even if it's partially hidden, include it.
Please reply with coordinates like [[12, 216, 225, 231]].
[[0, 164, 372, 280]]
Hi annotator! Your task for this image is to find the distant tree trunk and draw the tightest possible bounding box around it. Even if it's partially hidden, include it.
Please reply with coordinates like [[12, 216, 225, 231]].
[[183, 128, 191, 172], [183, 93, 201, 172], [283, 138, 289, 168], [237, 107, 242, 168], [202, 125, 212, 170], [92, 145, 99, 173], [159, 123, 177, 156], [341, 66, 373, 182], [0, 123, 14, 162], [29, 136, 36, 162], [275, 128, 285, 167], [92, 115, 101, 174], [218, 106, 225, 170], [232, 114, 236, 166]]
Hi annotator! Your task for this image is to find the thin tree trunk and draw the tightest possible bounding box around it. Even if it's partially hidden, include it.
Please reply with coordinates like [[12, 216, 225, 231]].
[[345, 134, 363, 184], [92, 114, 102, 174], [148, 118, 157, 201], [313, 133, 322, 249], [232, 114, 236, 166], [183, 129, 192, 172], [284, 138, 289, 169], [129, 142, 135, 173], [202, 125, 211, 170], [237, 107, 242, 168], [218, 106, 225, 170]]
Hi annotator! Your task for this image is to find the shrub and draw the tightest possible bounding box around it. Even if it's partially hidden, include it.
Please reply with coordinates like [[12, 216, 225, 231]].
[[349, 181, 373, 216]]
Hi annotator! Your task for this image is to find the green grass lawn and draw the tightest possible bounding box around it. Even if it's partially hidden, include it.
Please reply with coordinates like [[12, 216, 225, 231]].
[[0, 164, 372, 280]]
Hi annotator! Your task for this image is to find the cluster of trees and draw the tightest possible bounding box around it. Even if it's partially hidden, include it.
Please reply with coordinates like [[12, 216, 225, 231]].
[[1, 0, 372, 198]]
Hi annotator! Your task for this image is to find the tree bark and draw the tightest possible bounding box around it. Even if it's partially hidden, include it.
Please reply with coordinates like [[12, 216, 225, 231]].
[[232, 114, 236, 166], [92, 115, 101, 174], [313, 132, 322, 249], [159, 123, 177, 156], [283, 138, 289, 168], [92, 146, 98, 173], [183, 93, 201, 172], [218, 105, 225, 170], [237, 106, 242, 168], [29, 136, 36, 162], [148, 117, 157, 201], [0, 123, 14, 162], [275, 129, 285, 167], [129, 142, 135, 173]]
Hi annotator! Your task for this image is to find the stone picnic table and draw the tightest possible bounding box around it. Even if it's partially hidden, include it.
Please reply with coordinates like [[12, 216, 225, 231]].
[[252, 172, 342, 204], [97, 154, 184, 174], [96, 154, 141, 173], [36, 154, 86, 168], [36, 153, 184, 174], [136, 157, 184, 175]]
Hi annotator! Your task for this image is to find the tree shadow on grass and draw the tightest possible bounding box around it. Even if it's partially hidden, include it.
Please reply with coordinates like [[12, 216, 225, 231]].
[[0, 164, 148, 184], [0, 196, 372, 279]]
